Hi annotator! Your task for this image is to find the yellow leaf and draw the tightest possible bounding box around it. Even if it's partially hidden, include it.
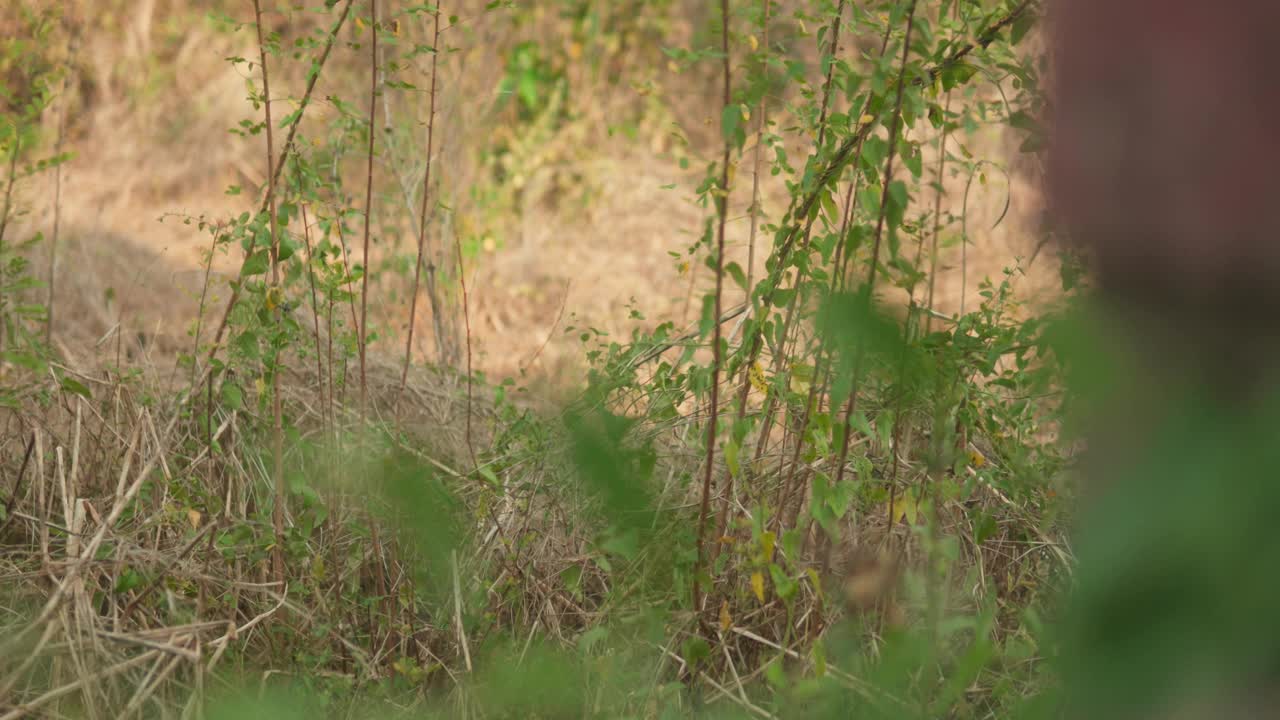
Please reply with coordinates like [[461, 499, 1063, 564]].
[[186, 509, 202, 530], [759, 531, 775, 561], [789, 364, 813, 395], [887, 491, 919, 525], [748, 34, 759, 52], [968, 448, 987, 468], [805, 568, 824, 600], [859, 113, 875, 125], [355, 16, 365, 30], [719, 600, 732, 631], [751, 571, 766, 603], [749, 363, 768, 394], [310, 555, 327, 582], [255, 376, 267, 397]]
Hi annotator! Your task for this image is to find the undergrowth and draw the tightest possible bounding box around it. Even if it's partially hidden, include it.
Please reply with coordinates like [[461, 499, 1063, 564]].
[[0, 1, 1077, 718]]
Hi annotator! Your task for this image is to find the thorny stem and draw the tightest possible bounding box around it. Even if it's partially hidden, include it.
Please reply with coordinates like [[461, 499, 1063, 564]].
[[0, 138, 20, 356], [744, 0, 769, 301], [249, 0, 286, 585], [815, 0, 846, 149], [301, 204, 326, 432], [359, 0, 378, 420], [455, 230, 476, 470], [398, 4, 442, 409], [694, 0, 733, 620], [925, 91, 954, 334]]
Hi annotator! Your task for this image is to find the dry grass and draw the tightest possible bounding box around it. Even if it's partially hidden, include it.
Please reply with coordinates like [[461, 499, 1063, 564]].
[[0, 345, 1062, 716]]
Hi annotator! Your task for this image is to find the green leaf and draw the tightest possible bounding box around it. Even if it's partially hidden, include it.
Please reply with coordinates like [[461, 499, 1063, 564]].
[[114, 567, 143, 594], [886, 180, 909, 229], [1, 352, 46, 373], [221, 382, 244, 411], [769, 563, 797, 602], [699, 293, 716, 338], [577, 625, 607, 655], [901, 139, 923, 178], [478, 465, 500, 488], [764, 656, 788, 690], [242, 249, 271, 277], [820, 188, 838, 223], [720, 104, 745, 148], [278, 108, 302, 128], [725, 261, 748, 292], [682, 636, 711, 668], [59, 376, 92, 399], [941, 61, 979, 91], [601, 528, 639, 561]]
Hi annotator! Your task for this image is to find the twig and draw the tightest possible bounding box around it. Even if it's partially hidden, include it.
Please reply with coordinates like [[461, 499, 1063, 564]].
[[744, 0, 770, 301], [398, 3, 442, 408], [359, 0, 379, 420], [455, 228, 476, 468], [693, 0, 734, 620], [0, 136, 21, 356], [451, 549, 472, 672], [0, 433, 36, 538], [629, 302, 747, 369], [249, 0, 287, 586], [521, 279, 570, 369]]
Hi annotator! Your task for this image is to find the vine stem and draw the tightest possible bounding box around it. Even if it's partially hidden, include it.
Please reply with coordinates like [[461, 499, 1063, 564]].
[[0, 138, 19, 356], [744, 0, 769, 301], [456, 231, 476, 470], [250, 0, 286, 585], [397, 3, 442, 410], [301, 204, 326, 433], [694, 0, 733, 620], [359, 0, 378, 420]]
